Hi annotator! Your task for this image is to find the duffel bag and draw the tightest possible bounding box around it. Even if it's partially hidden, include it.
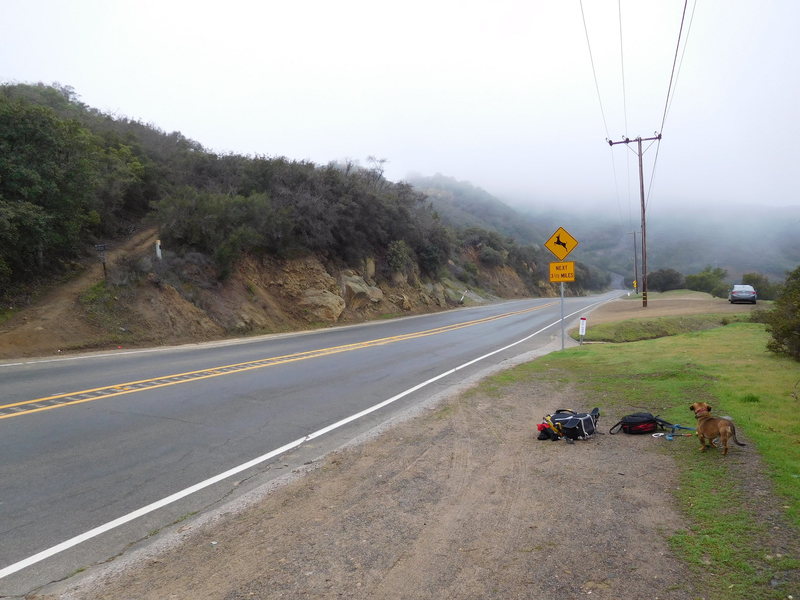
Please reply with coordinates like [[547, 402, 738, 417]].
[[609, 412, 673, 435]]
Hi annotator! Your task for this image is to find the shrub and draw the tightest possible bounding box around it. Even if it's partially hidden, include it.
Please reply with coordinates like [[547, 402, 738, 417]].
[[386, 240, 414, 274], [764, 265, 800, 361], [647, 268, 685, 292], [478, 246, 504, 267], [685, 266, 727, 295], [742, 272, 782, 301]]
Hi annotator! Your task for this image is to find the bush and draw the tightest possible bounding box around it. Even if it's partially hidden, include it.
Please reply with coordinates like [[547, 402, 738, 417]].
[[478, 246, 504, 267], [711, 283, 730, 299], [685, 266, 727, 295], [742, 272, 782, 300], [647, 268, 685, 292], [386, 240, 414, 274], [764, 265, 800, 361]]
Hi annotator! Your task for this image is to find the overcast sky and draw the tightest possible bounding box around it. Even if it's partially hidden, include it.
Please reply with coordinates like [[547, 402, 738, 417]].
[[2, 0, 798, 227]]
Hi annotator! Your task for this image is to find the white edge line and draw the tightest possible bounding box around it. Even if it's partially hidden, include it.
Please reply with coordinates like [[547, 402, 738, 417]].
[[0, 299, 603, 580]]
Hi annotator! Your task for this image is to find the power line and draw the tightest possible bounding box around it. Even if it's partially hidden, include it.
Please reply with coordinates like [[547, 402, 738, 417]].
[[618, 0, 628, 136], [579, 0, 610, 138], [581, 0, 627, 230], [647, 0, 696, 209], [665, 0, 698, 123], [659, 0, 690, 134]]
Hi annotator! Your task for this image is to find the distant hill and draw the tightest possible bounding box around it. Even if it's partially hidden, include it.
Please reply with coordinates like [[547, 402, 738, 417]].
[[407, 173, 798, 286], [646, 205, 800, 282], [406, 174, 548, 246]]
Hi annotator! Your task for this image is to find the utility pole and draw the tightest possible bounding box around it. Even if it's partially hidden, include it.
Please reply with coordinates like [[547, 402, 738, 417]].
[[629, 231, 639, 294], [608, 134, 661, 307]]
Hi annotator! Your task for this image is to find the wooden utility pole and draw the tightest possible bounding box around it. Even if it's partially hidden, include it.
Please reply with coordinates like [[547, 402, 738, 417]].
[[629, 231, 639, 294], [608, 134, 661, 307]]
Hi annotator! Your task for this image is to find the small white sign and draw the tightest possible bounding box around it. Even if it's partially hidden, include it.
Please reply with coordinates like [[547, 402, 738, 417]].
[[579, 317, 587, 336]]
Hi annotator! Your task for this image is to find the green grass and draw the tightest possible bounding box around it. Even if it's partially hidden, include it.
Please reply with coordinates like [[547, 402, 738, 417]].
[[79, 281, 128, 335], [573, 313, 752, 343], [479, 321, 799, 599]]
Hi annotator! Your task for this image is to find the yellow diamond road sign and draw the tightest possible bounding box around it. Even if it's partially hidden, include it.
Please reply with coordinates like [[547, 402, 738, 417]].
[[545, 227, 579, 261]]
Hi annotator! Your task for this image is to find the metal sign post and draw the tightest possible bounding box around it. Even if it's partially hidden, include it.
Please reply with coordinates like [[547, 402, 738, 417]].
[[560, 282, 565, 349], [545, 227, 579, 351]]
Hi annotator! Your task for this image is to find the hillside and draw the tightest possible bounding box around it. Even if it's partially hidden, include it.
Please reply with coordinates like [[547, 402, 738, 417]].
[[0, 84, 606, 294]]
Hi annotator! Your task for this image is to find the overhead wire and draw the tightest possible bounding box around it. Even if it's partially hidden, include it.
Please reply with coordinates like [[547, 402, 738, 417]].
[[618, 0, 634, 230], [579, 0, 625, 226], [580, 1, 695, 228], [659, 0, 691, 134], [618, 0, 628, 138], [646, 0, 694, 209], [579, 0, 610, 139]]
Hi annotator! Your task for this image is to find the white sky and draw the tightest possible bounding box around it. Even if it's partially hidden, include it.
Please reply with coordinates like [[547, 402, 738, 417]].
[[2, 0, 799, 223]]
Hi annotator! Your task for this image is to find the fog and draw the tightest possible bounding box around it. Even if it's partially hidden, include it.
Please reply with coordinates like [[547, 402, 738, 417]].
[[2, 0, 799, 226]]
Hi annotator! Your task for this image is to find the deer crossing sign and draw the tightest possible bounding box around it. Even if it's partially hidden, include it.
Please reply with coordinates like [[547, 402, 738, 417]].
[[544, 227, 578, 261]]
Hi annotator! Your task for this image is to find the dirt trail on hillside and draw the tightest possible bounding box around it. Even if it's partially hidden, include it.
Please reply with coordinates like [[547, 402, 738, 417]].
[[0, 228, 158, 359], [33, 297, 795, 600]]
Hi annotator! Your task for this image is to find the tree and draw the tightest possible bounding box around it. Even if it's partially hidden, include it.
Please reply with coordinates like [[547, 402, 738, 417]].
[[0, 95, 100, 284], [685, 266, 728, 297], [764, 265, 800, 361], [742, 272, 782, 301], [647, 268, 685, 292]]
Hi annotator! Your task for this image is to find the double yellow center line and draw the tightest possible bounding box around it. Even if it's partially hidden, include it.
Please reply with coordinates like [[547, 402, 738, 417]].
[[1, 302, 555, 420]]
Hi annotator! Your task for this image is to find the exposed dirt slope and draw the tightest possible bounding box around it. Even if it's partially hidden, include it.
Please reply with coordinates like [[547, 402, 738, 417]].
[[0, 231, 535, 359]]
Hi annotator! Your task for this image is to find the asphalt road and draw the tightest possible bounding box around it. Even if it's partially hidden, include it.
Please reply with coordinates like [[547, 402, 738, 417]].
[[0, 292, 618, 595]]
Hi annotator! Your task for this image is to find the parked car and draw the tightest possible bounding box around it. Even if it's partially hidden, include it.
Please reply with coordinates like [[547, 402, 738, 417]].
[[728, 284, 757, 304]]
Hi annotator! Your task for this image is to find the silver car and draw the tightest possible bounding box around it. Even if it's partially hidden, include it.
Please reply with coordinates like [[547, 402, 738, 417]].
[[728, 284, 757, 304]]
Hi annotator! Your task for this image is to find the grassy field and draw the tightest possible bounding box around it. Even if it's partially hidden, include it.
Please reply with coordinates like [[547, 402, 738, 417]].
[[487, 318, 799, 599], [573, 313, 752, 343]]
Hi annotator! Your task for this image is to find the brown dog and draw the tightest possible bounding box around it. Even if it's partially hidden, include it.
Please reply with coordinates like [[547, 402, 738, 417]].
[[689, 402, 746, 455]]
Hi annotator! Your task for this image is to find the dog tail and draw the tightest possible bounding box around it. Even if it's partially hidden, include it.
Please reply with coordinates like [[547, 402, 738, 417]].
[[731, 423, 747, 447]]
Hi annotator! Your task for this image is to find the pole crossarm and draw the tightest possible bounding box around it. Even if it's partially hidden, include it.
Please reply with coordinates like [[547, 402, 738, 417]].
[[607, 133, 662, 147]]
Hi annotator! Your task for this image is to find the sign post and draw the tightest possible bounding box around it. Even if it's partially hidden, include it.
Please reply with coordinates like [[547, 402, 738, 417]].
[[545, 227, 579, 350], [94, 243, 107, 281]]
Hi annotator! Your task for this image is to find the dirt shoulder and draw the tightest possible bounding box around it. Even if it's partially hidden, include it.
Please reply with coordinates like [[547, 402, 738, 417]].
[[35, 294, 768, 600], [40, 376, 695, 600]]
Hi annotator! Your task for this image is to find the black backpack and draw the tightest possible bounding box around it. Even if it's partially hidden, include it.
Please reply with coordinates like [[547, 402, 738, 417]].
[[608, 412, 673, 435], [538, 408, 600, 441]]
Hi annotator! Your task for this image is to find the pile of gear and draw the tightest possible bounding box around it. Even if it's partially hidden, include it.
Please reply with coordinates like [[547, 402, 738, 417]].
[[537, 409, 695, 443]]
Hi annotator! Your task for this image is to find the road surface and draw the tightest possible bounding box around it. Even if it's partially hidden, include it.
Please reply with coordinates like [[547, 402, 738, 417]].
[[0, 293, 618, 595]]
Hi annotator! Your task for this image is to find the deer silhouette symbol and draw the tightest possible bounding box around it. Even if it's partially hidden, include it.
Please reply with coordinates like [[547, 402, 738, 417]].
[[554, 235, 569, 251]]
